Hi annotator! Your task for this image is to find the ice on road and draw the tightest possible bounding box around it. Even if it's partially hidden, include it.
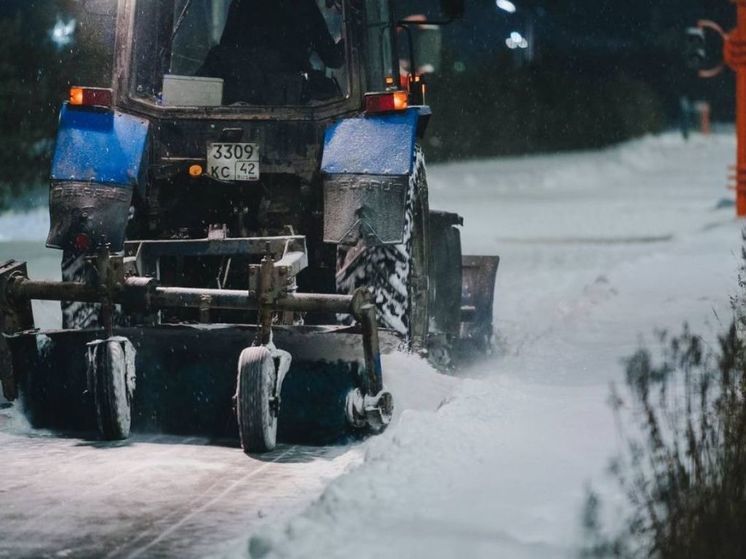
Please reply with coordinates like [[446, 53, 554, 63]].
[[252, 131, 741, 559], [0, 131, 740, 559]]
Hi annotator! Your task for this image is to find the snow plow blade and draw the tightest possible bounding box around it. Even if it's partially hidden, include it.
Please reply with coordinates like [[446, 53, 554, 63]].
[[459, 255, 500, 355], [6, 325, 398, 443]]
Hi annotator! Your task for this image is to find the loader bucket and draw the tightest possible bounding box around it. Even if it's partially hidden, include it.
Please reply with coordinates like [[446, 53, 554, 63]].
[[8, 324, 399, 445], [458, 255, 500, 358]]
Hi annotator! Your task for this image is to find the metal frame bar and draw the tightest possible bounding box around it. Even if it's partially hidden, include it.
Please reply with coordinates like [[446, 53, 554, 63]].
[[6, 279, 356, 316], [126, 236, 307, 258], [127, 236, 309, 280]]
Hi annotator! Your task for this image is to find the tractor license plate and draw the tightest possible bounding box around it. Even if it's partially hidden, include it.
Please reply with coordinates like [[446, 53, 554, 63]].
[[207, 143, 259, 182]]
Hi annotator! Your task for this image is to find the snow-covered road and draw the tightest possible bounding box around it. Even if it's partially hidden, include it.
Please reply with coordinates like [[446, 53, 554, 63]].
[[0, 430, 358, 559], [252, 131, 742, 558], [0, 131, 740, 558]]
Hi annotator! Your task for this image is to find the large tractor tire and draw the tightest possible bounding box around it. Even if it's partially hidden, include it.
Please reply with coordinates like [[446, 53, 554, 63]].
[[336, 147, 430, 348], [61, 250, 100, 329], [236, 346, 279, 454], [62, 250, 128, 329]]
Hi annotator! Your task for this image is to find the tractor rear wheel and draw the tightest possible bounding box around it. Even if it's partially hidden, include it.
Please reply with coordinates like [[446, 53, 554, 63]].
[[62, 250, 99, 329], [336, 146, 430, 347], [236, 346, 278, 454]]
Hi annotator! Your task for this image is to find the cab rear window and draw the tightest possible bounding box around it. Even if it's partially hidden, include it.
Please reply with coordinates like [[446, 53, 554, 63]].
[[130, 0, 350, 108]]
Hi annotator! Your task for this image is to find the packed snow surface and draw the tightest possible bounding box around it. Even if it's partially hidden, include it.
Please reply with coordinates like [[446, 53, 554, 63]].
[[0, 131, 740, 558], [251, 131, 741, 558]]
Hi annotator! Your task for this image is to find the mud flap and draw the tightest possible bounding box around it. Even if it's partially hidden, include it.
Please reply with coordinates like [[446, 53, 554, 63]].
[[459, 256, 500, 356]]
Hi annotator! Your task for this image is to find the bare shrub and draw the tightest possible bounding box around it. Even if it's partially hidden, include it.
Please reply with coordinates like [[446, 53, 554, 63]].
[[582, 319, 746, 558]]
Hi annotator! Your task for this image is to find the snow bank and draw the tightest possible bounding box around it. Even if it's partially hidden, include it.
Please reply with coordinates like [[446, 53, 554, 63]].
[[0, 399, 34, 434], [0, 207, 48, 242], [250, 377, 609, 559], [429, 131, 736, 254]]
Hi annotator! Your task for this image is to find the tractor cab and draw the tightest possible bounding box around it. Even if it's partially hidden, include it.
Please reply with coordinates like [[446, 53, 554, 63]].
[[104, 0, 405, 118], [85, 0, 463, 118]]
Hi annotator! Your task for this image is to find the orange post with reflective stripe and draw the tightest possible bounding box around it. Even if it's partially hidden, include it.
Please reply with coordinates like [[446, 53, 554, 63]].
[[726, 1, 746, 216], [700, 2, 746, 216]]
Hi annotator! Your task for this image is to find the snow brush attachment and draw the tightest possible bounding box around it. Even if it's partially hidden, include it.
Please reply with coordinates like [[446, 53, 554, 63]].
[[0, 235, 393, 451]]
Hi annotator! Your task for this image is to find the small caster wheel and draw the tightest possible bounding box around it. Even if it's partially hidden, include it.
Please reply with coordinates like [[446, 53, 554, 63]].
[[86, 337, 136, 440], [346, 388, 394, 434], [236, 346, 279, 453]]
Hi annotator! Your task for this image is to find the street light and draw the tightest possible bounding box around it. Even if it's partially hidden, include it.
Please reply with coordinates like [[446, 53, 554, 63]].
[[505, 31, 528, 49], [496, 0, 517, 14], [51, 19, 76, 48]]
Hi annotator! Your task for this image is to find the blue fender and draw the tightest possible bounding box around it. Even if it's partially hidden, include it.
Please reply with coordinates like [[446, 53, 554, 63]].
[[320, 107, 429, 245], [321, 107, 428, 176], [51, 104, 150, 186], [47, 104, 150, 252]]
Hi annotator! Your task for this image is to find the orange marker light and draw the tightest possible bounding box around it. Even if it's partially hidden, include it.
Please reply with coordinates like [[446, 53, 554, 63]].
[[364, 90, 409, 114], [189, 164, 203, 177], [69, 86, 113, 108], [393, 90, 409, 110], [69, 87, 85, 106]]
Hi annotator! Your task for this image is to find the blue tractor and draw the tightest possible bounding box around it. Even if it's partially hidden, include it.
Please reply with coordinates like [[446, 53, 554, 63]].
[[0, 0, 498, 453]]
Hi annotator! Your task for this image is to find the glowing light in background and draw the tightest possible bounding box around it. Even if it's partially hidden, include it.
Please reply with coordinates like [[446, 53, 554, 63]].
[[505, 31, 529, 49], [51, 19, 76, 48], [496, 0, 517, 13]]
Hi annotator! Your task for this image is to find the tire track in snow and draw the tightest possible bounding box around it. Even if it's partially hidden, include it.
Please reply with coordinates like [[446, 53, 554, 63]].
[[110, 445, 297, 559], [2, 436, 199, 540], [495, 234, 674, 245], [0, 433, 166, 493]]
